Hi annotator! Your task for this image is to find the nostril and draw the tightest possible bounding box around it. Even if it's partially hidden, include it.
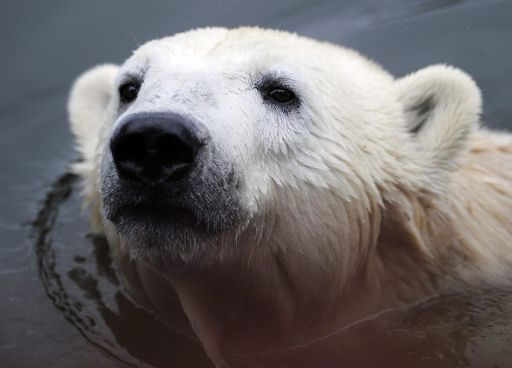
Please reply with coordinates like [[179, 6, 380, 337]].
[[159, 134, 196, 166], [110, 113, 205, 184], [114, 132, 145, 163], [110, 131, 149, 182], [154, 133, 198, 179]]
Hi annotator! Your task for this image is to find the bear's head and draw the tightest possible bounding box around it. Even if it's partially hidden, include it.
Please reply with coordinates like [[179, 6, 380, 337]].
[[69, 27, 481, 278]]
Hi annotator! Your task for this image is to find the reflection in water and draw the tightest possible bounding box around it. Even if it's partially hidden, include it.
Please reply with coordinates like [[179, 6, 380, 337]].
[[34, 173, 512, 368], [229, 290, 512, 368]]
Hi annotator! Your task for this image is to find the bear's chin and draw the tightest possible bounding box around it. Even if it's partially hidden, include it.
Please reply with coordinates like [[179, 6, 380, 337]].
[[106, 203, 239, 263]]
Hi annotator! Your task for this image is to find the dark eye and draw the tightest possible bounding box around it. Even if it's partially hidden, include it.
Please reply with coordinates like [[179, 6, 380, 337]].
[[119, 81, 140, 104], [259, 77, 299, 110], [266, 88, 296, 105]]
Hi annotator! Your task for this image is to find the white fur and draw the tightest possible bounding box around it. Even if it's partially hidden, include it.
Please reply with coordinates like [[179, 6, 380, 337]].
[[68, 28, 512, 366], [68, 64, 118, 178]]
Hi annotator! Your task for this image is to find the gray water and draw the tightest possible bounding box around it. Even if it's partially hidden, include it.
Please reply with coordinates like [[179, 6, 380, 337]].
[[1, 1, 512, 367]]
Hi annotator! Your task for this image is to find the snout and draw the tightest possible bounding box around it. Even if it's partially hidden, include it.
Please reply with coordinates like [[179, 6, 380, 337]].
[[110, 112, 207, 184], [103, 112, 244, 246]]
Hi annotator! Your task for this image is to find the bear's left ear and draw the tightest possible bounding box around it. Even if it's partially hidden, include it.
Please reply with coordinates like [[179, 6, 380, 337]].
[[68, 65, 118, 225], [395, 65, 481, 192], [68, 64, 119, 168]]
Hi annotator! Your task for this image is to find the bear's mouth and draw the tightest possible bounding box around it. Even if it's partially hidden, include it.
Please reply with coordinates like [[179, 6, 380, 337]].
[[113, 203, 200, 228], [107, 200, 221, 249]]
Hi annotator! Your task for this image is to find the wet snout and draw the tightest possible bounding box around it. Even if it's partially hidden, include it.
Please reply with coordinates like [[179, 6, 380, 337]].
[[110, 112, 208, 184]]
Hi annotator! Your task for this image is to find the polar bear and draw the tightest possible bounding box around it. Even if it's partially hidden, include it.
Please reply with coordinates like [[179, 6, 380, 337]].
[[68, 27, 512, 366]]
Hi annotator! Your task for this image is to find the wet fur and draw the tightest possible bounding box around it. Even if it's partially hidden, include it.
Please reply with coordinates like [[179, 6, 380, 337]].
[[68, 27, 512, 367]]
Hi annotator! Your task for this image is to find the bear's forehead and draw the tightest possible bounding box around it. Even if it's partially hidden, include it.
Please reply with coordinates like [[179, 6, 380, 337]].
[[126, 28, 341, 75], [127, 28, 319, 71], [146, 28, 316, 56], [120, 27, 392, 87]]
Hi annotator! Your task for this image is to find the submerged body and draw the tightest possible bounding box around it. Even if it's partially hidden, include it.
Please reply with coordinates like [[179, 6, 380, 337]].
[[68, 28, 512, 366]]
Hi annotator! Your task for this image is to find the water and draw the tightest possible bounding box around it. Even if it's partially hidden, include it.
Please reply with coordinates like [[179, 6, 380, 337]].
[[1, 1, 511, 367]]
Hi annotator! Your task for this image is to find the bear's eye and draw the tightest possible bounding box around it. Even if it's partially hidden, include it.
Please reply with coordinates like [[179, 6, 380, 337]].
[[119, 81, 140, 104], [266, 88, 296, 105], [258, 77, 299, 110]]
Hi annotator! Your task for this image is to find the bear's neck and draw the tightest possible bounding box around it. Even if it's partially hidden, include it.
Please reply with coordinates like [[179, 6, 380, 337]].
[[152, 193, 455, 364], [162, 246, 440, 365]]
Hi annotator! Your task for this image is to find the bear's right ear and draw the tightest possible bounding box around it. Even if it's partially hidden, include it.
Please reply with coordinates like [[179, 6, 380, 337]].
[[68, 64, 119, 166], [394, 65, 481, 193]]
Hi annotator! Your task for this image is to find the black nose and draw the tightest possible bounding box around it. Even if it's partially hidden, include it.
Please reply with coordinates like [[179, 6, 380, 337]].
[[110, 112, 205, 184]]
